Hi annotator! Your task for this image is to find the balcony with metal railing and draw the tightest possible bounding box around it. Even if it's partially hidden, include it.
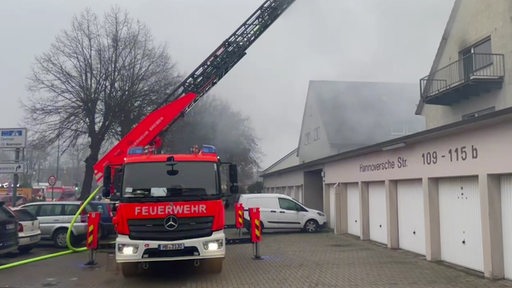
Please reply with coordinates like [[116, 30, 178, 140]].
[[420, 53, 505, 105]]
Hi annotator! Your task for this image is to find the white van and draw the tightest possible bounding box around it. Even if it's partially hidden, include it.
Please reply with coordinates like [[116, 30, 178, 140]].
[[237, 193, 327, 233]]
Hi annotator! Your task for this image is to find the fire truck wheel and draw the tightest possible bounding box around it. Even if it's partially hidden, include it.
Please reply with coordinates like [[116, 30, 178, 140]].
[[121, 263, 139, 277]]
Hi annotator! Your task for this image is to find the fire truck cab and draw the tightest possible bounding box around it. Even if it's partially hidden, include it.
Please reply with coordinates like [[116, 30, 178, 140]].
[[103, 145, 238, 276]]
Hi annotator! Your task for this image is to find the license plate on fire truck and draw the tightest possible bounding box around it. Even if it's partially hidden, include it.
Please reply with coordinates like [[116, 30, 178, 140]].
[[158, 243, 185, 250]]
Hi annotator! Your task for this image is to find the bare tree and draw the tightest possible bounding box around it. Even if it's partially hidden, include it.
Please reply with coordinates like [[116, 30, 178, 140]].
[[24, 7, 179, 198], [24, 140, 50, 187], [164, 97, 261, 185]]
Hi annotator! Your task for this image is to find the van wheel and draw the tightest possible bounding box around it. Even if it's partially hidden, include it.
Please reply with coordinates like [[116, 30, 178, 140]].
[[304, 219, 319, 233], [53, 228, 69, 248], [121, 262, 139, 277]]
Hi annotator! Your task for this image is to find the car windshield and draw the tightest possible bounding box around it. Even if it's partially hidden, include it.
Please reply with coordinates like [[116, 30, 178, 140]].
[[121, 161, 220, 200]]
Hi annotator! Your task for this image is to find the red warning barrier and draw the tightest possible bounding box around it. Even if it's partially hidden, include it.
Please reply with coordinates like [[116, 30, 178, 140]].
[[249, 207, 261, 243], [86, 212, 101, 250], [235, 203, 244, 229]]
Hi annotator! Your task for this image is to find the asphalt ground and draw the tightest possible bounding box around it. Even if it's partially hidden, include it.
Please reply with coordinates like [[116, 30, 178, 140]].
[[1, 228, 512, 288]]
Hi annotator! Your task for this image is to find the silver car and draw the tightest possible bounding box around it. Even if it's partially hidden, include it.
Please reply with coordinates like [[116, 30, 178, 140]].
[[19, 201, 93, 248]]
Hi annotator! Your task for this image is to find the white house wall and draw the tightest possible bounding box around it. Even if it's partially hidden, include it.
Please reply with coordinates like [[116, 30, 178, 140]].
[[260, 0, 512, 279], [298, 89, 336, 163], [263, 150, 300, 174], [316, 118, 511, 278], [264, 170, 303, 187], [263, 170, 304, 204], [324, 120, 512, 183], [421, 0, 512, 128], [263, 113, 511, 278]]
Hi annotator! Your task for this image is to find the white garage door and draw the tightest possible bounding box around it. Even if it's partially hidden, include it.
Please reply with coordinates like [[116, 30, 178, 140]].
[[347, 183, 360, 236], [397, 180, 425, 255], [501, 175, 512, 280], [439, 177, 483, 271], [369, 182, 387, 244]]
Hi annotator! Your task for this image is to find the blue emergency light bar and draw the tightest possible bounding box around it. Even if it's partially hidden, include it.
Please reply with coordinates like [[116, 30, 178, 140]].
[[202, 145, 216, 154], [128, 147, 145, 155]]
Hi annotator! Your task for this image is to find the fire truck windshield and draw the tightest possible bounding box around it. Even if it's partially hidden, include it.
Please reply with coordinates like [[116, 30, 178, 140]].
[[121, 161, 220, 200]]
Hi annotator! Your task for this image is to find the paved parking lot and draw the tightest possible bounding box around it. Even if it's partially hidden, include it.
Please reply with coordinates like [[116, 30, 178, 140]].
[[2, 229, 512, 288]]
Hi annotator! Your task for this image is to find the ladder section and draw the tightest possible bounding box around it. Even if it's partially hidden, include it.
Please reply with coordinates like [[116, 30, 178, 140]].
[[160, 0, 296, 110]]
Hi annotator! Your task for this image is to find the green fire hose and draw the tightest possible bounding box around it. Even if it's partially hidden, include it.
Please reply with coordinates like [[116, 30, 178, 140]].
[[0, 186, 102, 270]]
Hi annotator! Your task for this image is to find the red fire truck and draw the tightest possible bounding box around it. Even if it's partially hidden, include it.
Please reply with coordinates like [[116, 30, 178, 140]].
[[95, 0, 295, 277], [108, 144, 238, 275]]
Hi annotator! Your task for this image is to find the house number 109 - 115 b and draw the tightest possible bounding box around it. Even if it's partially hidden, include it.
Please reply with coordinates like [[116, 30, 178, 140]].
[[421, 145, 479, 166]]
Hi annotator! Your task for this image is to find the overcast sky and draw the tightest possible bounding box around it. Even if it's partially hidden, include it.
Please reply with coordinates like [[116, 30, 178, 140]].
[[0, 0, 454, 169]]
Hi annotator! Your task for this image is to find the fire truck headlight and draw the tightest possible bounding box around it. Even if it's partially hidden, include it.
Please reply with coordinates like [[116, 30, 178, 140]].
[[118, 244, 139, 255], [203, 239, 223, 251]]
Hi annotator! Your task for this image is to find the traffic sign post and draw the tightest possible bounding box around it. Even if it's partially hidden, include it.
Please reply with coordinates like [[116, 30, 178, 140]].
[[12, 148, 21, 207], [48, 175, 57, 201], [0, 128, 26, 207]]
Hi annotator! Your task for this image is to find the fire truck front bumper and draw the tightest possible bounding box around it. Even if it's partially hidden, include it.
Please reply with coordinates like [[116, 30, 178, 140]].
[[115, 230, 225, 263]]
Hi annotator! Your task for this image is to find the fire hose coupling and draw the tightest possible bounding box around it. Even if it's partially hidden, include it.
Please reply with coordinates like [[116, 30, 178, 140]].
[[203, 239, 224, 251], [118, 243, 140, 255]]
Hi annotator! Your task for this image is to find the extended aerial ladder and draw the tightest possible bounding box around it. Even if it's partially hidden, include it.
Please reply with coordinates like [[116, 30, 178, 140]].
[[94, 0, 295, 182]]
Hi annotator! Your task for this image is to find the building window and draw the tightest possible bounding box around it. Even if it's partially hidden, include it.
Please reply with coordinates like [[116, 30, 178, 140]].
[[460, 37, 492, 77], [313, 127, 320, 141], [473, 38, 492, 70]]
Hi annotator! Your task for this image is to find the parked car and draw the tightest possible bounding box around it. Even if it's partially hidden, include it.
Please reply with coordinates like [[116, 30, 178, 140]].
[[88, 201, 116, 239], [0, 201, 18, 255], [11, 207, 41, 253], [19, 201, 93, 248], [0, 195, 28, 207], [237, 193, 327, 233]]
